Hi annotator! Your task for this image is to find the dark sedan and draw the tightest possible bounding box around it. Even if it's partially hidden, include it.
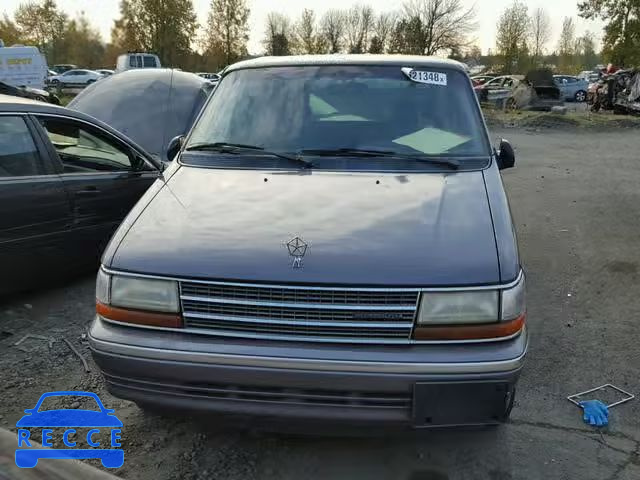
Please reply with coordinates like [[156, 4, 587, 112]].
[[0, 96, 162, 294], [0, 81, 60, 105]]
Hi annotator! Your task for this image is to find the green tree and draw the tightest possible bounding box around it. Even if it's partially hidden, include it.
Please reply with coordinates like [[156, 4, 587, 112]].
[[388, 16, 425, 54], [530, 7, 551, 65], [59, 15, 105, 68], [0, 14, 22, 46], [110, 0, 198, 68], [320, 9, 345, 54], [578, 0, 640, 66], [575, 30, 601, 69], [14, 0, 67, 62], [401, 0, 477, 56], [295, 9, 326, 54], [557, 17, 577, 71], [203, 0, 250, 67], [370, 12, 396, 53], [495, 1, 530, 73], [368, 36, 384, 53], [345, 4, 374, 54], [263, 12, 294, 56]]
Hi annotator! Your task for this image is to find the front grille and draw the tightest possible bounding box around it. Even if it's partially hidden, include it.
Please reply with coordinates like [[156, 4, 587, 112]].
[[180, 281, 419, 343]]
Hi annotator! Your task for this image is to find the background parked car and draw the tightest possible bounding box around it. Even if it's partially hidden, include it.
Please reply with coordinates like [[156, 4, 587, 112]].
[[578, 70, 601, 84], [96, 69, 114, 76], [0, 96, 162, 294], [48, 69, 103, 87], [470, 74, 496, 86], [51, 64, 77, 74], [474, 75, 520, 103], [69, 69, 215, 162], [0, 80, 59, 104], [554, 75, 589, 102], [476, 70, 562, 111]]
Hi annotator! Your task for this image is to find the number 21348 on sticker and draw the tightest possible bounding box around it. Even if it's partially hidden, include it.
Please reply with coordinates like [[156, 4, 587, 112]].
[[402, 68, 448, 86]]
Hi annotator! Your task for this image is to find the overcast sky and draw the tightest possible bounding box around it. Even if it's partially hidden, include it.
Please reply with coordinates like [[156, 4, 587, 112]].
[[2, 0, 602, 54]]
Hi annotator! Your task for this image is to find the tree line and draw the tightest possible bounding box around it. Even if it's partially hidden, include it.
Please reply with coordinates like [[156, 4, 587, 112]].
[[261, 0, 476, 58], [0, 0, 638, 74], [260, 0, 638, 73], [494, 2, 601, 74], [0, 0, 250, 71]]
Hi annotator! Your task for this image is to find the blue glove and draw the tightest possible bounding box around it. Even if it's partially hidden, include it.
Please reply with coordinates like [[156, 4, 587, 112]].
[[579, 400, 609, 427]]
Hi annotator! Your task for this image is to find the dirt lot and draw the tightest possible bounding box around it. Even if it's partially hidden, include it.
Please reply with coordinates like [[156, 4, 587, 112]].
[[1, 126, 640, 480]]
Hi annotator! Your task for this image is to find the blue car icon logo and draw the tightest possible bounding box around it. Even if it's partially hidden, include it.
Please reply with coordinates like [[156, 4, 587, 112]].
[[15, 391, 124, 468]]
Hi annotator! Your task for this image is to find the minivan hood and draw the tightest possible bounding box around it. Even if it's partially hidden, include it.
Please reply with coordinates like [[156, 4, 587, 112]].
[[109, 167, 500, 286]]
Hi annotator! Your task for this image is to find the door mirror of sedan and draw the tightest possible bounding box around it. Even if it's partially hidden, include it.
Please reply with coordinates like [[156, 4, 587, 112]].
[[167, 135, 185, 161], [496, 139, 515, 170]]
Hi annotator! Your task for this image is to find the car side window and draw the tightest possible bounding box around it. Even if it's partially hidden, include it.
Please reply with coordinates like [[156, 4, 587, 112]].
[[0, 116, 44, 177], [129, 56, 136, 68], [37, 117, 134, 173], [143, 56, 156, 67]]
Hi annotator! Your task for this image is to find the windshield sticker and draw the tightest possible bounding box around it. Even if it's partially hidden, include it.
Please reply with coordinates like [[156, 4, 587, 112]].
[[401, 68, 447, 86], [393, 128, 471, 155]]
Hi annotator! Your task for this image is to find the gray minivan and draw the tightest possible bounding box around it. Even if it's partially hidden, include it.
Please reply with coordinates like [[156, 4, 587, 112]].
[[89, 55, 527, 428]]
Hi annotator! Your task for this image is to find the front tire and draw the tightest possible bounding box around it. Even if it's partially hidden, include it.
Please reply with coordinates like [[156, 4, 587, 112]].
[[575, 90, 587, 102]]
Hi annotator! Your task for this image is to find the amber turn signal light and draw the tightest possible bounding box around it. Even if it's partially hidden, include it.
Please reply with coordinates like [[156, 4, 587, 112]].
[[96, 301, 182, 328], [413, 315, 525, 341]]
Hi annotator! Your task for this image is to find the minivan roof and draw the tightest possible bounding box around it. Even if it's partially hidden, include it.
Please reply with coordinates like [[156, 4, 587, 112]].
[[225, 54, 467, 74]]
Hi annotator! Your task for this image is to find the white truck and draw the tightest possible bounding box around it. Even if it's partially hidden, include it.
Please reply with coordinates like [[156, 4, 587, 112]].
[[0, 44, 48, 89], [115, 53, 161, 73]]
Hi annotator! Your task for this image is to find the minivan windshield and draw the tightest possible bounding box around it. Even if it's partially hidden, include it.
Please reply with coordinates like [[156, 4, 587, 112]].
[[186, 65, 491, 168]]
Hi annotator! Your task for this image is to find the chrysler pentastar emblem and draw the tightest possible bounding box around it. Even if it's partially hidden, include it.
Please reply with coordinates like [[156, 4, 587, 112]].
[[286, 236, 308, 269]]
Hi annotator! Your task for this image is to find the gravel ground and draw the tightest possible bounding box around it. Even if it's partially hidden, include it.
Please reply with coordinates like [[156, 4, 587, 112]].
[[1, 127, 640, 480]]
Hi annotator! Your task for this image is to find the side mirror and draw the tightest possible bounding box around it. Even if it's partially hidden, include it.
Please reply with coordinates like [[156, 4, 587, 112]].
[[167, 135, 185, 161], [496, 139, 515, 170]]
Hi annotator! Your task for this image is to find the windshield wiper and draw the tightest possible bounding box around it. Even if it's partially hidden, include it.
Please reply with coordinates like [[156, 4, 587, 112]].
[[298, 148, 459, 170], [186, 142, 313, 168]]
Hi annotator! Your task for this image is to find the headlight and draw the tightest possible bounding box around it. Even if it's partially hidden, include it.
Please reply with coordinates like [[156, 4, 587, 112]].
[[95, 269, 182, 328], [416, 291, 499, 325], [413, 274, 526, 341], [96, 270, 179, 313], [111, 276, 179, 312]]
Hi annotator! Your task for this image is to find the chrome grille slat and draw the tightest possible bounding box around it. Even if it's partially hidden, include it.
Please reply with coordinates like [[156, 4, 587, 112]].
[[183, 312, 414, 329], [185, 321, 409, 337], [181, 300, 415, 322], [180, 280, 419, 343]]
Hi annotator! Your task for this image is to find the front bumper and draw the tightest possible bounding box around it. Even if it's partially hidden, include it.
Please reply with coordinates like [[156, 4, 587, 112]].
[[89, 316, 528, 428]]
